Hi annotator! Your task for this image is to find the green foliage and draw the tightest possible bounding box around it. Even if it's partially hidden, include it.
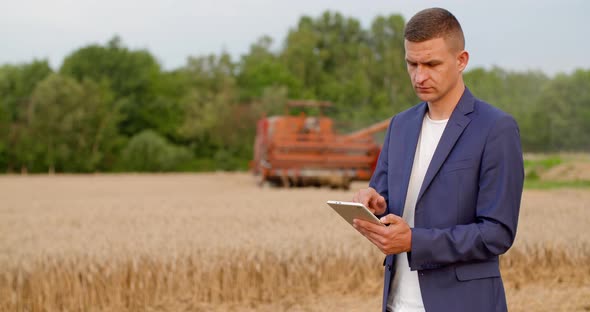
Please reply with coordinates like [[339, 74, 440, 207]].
[[0, 60, 53, 121], [522, 155, 590, 189], [237, 36, 299, 101], [176, 53, 237, 141], [27, 74, 121, 172], [60, 36, 166, 137], [60, 36, 160, 100], [465, 68, 590, 152], [536, 70, 590, 151], [280, 12, 417, 128], [0, 60, 53, 172], [0, 11, 589, 173], [119, 130, 191, 172], [524, 180, 590, 189], [0, 103, 7, 169], [523, 156, 563, 180], [253, 86, 289, 116]]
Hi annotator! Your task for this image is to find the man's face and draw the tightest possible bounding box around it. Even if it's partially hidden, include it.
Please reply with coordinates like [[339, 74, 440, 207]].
[[404, 37, 467, 105]]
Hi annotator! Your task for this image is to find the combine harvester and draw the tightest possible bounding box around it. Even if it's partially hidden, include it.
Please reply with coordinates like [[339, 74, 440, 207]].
[[251, 100, 390, 189]]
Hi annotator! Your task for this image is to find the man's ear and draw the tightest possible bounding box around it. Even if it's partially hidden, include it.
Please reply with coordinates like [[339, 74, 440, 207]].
[[457, 50, 469, 73]]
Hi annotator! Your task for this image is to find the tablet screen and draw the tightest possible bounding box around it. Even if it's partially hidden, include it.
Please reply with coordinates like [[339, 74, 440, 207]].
[[326, 200, 384, 226]]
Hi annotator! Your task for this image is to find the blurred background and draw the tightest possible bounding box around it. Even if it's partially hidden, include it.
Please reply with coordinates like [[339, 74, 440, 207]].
[[1, 0, 589, 172], [0, 1, 588, 311]]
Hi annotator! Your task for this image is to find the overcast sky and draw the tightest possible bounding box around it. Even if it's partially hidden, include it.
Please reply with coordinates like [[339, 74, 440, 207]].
[[1, 0, 588, 76]]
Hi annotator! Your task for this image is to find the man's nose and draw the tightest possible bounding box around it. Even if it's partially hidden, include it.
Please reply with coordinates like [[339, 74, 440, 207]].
[[414, 66, 429, 84]]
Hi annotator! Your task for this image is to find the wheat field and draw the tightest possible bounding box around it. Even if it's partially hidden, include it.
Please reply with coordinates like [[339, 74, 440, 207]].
[[0, 173, 588, 311]]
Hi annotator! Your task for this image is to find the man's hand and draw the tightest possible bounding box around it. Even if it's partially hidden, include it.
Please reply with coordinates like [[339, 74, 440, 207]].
[[352, 187, 387, 216], [353, 214, 412, 255]]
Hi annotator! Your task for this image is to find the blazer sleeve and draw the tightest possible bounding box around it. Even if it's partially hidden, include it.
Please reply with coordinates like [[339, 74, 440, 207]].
[[409, 115, 524, 270], [369, 116, 394, 218]]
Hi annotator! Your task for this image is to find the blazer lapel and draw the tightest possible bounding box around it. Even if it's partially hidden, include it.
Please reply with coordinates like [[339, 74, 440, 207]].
[[416, 89, 475, 204], [396, 103, 426, 217]]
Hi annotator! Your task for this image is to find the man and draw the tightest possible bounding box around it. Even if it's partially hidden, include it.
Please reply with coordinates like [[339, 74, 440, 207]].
[[352, 8, 524, 312]]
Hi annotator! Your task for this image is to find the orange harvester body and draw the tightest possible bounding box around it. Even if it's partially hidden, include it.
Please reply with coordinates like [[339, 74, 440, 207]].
[[251, 101, 389, 189]]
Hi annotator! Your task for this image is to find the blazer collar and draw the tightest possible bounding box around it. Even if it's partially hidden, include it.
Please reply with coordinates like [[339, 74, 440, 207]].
[[454, 87, 475, 116]]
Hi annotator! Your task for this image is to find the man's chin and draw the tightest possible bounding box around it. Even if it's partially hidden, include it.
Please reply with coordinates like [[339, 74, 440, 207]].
[[417, 93, 436, 103]]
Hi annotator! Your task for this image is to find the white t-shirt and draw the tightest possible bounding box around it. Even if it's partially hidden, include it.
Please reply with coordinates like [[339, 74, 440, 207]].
[[388, 113, 448, 312]]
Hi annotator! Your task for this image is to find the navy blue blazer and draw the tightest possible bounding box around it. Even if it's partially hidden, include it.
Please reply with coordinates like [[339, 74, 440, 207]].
[[369, 88, 524, 312]]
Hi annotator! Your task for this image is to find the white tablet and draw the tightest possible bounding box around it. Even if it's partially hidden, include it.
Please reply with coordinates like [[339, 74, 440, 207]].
[[326, 200, 385, 227]]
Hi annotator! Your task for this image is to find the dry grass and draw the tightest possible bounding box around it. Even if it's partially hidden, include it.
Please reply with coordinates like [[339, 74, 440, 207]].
[[0, 173, 589, 311]]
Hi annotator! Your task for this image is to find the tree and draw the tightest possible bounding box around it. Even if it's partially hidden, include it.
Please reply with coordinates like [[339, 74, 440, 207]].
[[0, 60, 53, 172], [0, 98, 9, 170], [176, 52, 237, 145], [465, 68, 550, 151], [281, 15, 323, 100], [119, 130, 191, 172], [236, 36, 299, 101], [367, 14, 416, 116], [60, 36, 165, 136], [29, 74, 121, 172], [537, 69, 590, 151]]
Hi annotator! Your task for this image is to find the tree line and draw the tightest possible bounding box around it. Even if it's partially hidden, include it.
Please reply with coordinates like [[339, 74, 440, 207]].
[[0, 11, 588, 173]]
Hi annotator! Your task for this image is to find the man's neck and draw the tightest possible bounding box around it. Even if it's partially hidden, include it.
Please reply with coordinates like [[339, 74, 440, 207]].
[[427, 83, 465, 120]]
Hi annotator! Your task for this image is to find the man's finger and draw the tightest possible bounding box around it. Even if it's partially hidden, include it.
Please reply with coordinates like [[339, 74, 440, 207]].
[[380, 214, 402, 225], [361, 195, 370, 208], [353, 220, 370, 238], [364, 230, 387, 248], [369, 197, 378, 210], [354, 222, 383, 245], [354, 218, 387, 236], [377, 196, 386, 208]]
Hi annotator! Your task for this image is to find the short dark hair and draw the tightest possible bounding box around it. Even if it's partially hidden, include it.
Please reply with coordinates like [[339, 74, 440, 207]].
[[404, 8, 465, 51]]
